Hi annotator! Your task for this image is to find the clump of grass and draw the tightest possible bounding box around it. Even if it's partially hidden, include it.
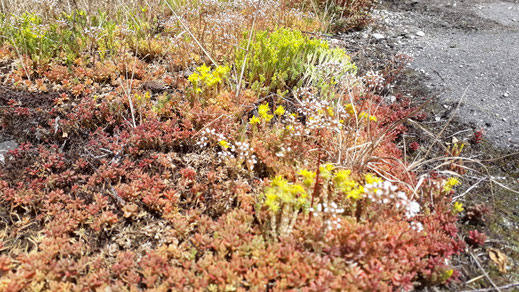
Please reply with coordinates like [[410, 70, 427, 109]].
[[290, 0, 378, 32]]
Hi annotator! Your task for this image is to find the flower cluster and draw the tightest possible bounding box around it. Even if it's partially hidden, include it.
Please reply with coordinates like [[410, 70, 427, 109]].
[[294, 97, 343, 135], [188, 64, 230, 94], [260, 175, 310, 237], [249, 102, 285, 125], [363, 178, 423, 231], [443, 177, 460, 192], [197, 128, 257, 168], [364, 179, 421, 218], [362, 70, 385, 91], [309, 201, 344, 231]]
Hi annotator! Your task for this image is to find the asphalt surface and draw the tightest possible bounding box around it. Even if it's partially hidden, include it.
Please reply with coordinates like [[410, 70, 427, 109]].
[[400, 0, 519, 148]]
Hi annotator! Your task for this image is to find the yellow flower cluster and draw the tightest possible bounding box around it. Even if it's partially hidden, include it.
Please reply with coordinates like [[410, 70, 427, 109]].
[[298, 164, 366, 201], [218, 140, 230, 149], [359, 112, 377, 122], [452, 201, 464, 214], [365, 173, 383, 185], [443, 177, 460, 192], [188, 64, 230, 93], [249, 103, 285, 125], [298, 169, 316, 187], [345, 104, 377, 122], [263, 176, 308, 213]]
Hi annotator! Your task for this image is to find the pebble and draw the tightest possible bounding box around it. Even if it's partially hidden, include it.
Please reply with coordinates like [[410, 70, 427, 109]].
[[416, 31, 425, 37], [373, 33, 385, 40]]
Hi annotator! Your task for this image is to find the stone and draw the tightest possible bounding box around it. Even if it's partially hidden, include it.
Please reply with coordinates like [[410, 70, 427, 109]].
[[0, 140, 17, 164], [372, 33, 385, 40], [141, 81, 166, 93], [416, 31, 425, 37]]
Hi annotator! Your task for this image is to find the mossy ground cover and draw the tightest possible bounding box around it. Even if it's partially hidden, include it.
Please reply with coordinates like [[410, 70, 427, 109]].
[[0, 0, 499, 291]]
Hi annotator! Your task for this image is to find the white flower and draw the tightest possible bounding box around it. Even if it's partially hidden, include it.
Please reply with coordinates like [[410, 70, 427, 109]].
[[405, 201, 421, 218], [410, 222, 423, 232]]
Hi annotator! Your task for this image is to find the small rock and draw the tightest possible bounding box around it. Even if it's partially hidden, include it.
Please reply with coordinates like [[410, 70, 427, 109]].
[[372, 33, 385, 40], [416, 31, 425, 37], [141, 81, 166, 93], [503, 92, 510, 97], [0, 140, 17, 164]]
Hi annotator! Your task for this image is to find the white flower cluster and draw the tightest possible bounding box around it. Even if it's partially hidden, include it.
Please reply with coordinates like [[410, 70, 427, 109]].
[[410, 221, 424, 232], [275, 146, 292, 158], [309, 202, 344, 231], [83, 26, 102, 38], [362, 70, 385, 91], [118, 25, 136, 37], [196, 128, 257, 168], [364, 180, 423, 232], [196, 128, 222, 148], [296, 98, 343, 134], [231, 141, 257, 167], [364, 180, 421, 218]]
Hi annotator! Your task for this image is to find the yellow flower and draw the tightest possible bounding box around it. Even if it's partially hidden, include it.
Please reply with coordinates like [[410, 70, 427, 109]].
[[444, 177, 460, 192], [369, 115, 377, 122], [218, 140, 230, 149], [319, 163, 335, 180], [365, 174, 382, 185], [271, 175, 288, 188], [347, 186, 364, 200], [265, 192, 280, 212], [258, 103, 274, 122], [298, 169, 316, 186], [452, 201, 464, 214], [289, 184, 306, 197], [324, 163, 335, 171], [197, 64, 211, 74], [334, 169, 351, 184], [274, 105, 285, 116], [188, 72, 200, 85], [345, 103, 355, 114], [249, 115, 261, 125], [258, 103, 270, 116], [214, 65, 230, 78], [327, 106, 335, 117]]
